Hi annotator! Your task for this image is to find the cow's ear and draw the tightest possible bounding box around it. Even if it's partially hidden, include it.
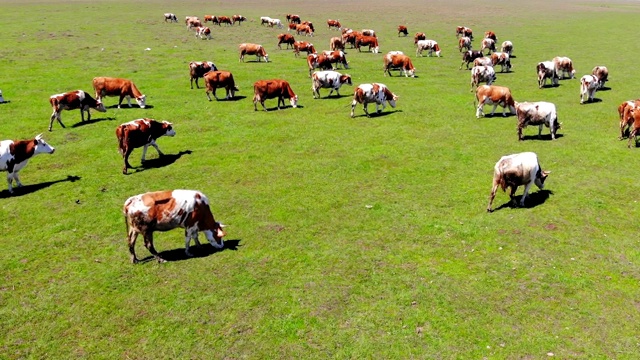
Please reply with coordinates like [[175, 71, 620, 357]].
[[542, 170, 551, 177]]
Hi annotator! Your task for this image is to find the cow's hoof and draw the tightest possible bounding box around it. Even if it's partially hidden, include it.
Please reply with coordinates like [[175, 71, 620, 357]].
[[157, 257, 167, 263], [131, 258, 139, 264]]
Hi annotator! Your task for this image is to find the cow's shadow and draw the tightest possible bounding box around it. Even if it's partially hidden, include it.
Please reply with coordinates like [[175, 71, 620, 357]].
[[483, 113, 516, 118], [213, 95, 246, 102], [599, 86, 612, 91], [521, 133, 565, 141], [259, 104, 304, 111], [106, 104, 154, 109], [582, 98, 602, 104], [132, 150, 192, 173], [354, 109, 402, 118], [540, 84, 560, 89], [0, 175, 81, 198], [71, 117, 116, 128], [140, 239, 242, 263], [492, 189, 553, 212]]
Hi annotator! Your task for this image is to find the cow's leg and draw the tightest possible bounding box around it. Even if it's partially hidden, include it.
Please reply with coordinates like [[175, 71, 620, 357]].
[[487, 182, 499, 212], [117, 95, 124, 109], [80, 108, 86, 122], [143, 232, 166, 263], [538, 125, 543, 139], [206, 89, 213, 101], [13, 172, 23, 188], [363, 103, 370, 117], [141, 144, 149, 163], [518, 125, 524, 141], [6, 172, 14, 193], [213, 88, 219, 101], [123, 148, 133, 174], [628, 129, 637, 148], [49, 112, 59, 131], [520, 183, 532, 207], [350, 101, 357, 118], [489, 104, 498, 116], [128, 228, 140, 264], [184, 228, 196, 257]]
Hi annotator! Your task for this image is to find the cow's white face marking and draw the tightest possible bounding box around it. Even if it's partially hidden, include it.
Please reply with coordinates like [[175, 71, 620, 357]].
[[290, 95, 298, 108], [34, 135, 55, 155], [136, 95, 146, 108]]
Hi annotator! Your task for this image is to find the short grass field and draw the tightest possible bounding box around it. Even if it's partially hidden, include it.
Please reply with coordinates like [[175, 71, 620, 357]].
[[2, 0, 640, 358]]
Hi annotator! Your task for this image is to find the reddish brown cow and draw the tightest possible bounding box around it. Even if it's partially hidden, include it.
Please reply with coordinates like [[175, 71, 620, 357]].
[[287, 14, 301, 24], [203, 71, 239, 101], [484, 31, 497, 41], [239, 43, 269, 62], [414, 32, 426, 44], [307, 53, 333, 77], [327, 19, 341, 30], [330, 36, 344, 51], [383, 53, 416, 77], [116, 118, 176, 174], [293, 41, 316, 57], [277, 33, 295, 49], [189, 61, 218, 89], [217, 16, 232, 26], [355, 35, 379, 53], [49, 90, 106, 131], [301, 21, 314, 32], [203, 15, 217, 23], [456, 26, 473, 39], [288, 23, 298, 32], [93, 77, 147, 109], [475, 85, 516, 118], [232, 15, 246, 25], [342, 32, 359, 48], [618, 100, 640, 139], [322, 50, 349, 69], [398, 25, 408, 36], [253, 79, 299, 111], [296, 24, 314, 37]]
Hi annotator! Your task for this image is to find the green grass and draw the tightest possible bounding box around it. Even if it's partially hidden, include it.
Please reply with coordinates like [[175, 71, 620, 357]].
[[2, 0, 640, 358]]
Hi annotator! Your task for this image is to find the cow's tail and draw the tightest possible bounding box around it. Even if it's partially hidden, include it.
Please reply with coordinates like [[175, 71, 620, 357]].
[[117, 125, 126, 156]]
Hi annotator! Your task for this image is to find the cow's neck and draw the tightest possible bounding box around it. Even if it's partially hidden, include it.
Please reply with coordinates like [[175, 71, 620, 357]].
[[10, 139, 35, 164]]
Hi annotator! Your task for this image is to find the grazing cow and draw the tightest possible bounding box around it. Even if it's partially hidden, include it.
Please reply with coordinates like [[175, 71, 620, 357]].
[[362, 29, 376, 38], [580, 74, 599, 104], [592, 66, 608, 89], [480, 38, 496, 55], [460, 50, 484, 69], [626, 107, 640, 147], [268, 18, 284, 28], [475, 85, 516, 118], [341, 28, 352, 35], [350, 83, 398, 118], [253, 79, 298, 111], [311, 70, 352, 98], [239, 43, 269, 62], [217, 16, 232, 26], [553, 56, 575, 79], [384, 53, 416, 77], [500, 41, 513, 56], [293, 41, 316, 57], [204, 70, 239, 101], [484, 31, 497, 41], [322, 50, 350, 69], [186, 18, 202, 30], [307, 53, 333, 77], [536, 61, 558, 88], [470, 65, 496, 91], [415, 40, 441, 57], [49, 90, 106, 131], [116, 118, 176, 174], [0, 134, 55, 193], [296, 24, 314, 37], [398, 25, 408, 36], [355, 35, 379, 53], [329, 36, 344, 51], [327, 19, 341, 30], [164, 13, 177, 23], [414, 32, 426, 45], [490, 52, 511, 72], [473, 56, 493, 67], [189, 61, 218, 89], [458, 36, 472, 52], [203, 15, 217, 23], [277, 33, 295, 49], [288, 23, 298, 32], [232, 15, 246, 25], [123, 189, 226, 263], [618, 100, 640, 139], [287, 14, 301, 24], [92, 77, 147, 109], [260, 16, 272, 26], [194, 26, 212, 40], [487, 152, 550, 212], [514, 101, 560, 141], [301, 21, 315, 32], [342, 32, 359, 49], [456, 26, 473, 39]]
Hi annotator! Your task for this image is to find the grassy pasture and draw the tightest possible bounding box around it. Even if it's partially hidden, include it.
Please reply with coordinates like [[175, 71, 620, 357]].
[[2, 0, 640, 358]]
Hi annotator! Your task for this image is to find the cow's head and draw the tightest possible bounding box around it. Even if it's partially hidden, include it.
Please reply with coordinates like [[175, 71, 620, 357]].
[[95, 100, 107, 113], [162, 121, 176, 136], [136, 95, 146, 109], [388, 93, 399, 108], [535, 169, 550, 189], [290, 95, 299, 108], [34, 134, 55, 155], [341, 74, 353, 86]]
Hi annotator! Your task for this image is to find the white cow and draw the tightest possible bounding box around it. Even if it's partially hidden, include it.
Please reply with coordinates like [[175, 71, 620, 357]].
[[580, 75, 599, 104], [553, 56, 575, 79], [350, 83, 399, 118], [268, 18, 283, 28], [0, 134, 55, 193], [415, 40, 441, 57], [470, 65, 496, 91], [514, 101, 561, 141], [480, 38, 496, 54], [500, 41, 513, 56], [487, 152, 550, 212], [311, 70, 352, 98], [260, 16, 272, 26]]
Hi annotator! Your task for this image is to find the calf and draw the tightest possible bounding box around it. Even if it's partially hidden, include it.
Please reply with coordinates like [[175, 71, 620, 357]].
[[414, 32, 426, 45], [277, 33, 295, 49], [92, 77, 147, 108], [116, 118, 176, 174], [164, 13, 177, 23], [580, 74, 599, 104], [514, 101, 561, 141], [253, 79, 298, 111], [416, 40, 441, 57], [204, 71, 239, 101], [592, 66, 608, 89], [350, 83, 398, 118], [189, 61, 218, 89], [460, 50, 484, 70], [239, 43, 269, 62], [475, 85, 516, 118], [383, 53, 416, 77], [490, 52, 511, 72], [398, 25, 408, 36], [458, 36, 472, 52], [553, 56, 575, 79], [327, 19, 341, 30], [311, 70, 352, 98], [537, 61, 558, 88], [487, 152, 550, 212], [49, 90, 106, 131], [470, 65, 496, 92], [123, 189, 226, 263], [0, 134, 55, 193]]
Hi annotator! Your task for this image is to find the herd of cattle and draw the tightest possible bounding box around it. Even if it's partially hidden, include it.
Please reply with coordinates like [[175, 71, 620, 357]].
[[0, 12, 634, 262]]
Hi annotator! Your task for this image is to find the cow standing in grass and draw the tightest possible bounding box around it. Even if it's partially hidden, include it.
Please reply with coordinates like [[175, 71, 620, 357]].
[[0, 134, 55, 193], [116, 118, 176, 174], [350, 83, 398, 118], [49, 90, 106, 131], [189, 61, 217, 89]]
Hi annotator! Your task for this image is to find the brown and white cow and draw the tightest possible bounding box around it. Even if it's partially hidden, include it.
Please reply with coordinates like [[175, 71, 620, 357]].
[[487, 152, 550, 212], [217, 16, 232, 26], [189, 61, 218, 89], [351, 83, 398, 118], [458, 36, 472, 52], [398, 25, 408, 36], [288, 23, 298, 32], [287, 14, 301, 24], [322, 50, 349, 69], [329, 36, 344, 51], [460, 50, 484, 70], [553, 56, 575, 79], [232, 15, 246, 25], [0, 134, 55, 193], [416, 40, 441, 57], [204, 71, 239, 101], [49, 90, 106, 131], [123, 189, 226, 263], [618, 99, 640, 139], [164, 13, 177, 23], [301, 21, 315, 32], [327, 19, 341, 30], [470, 65, 496, 92], [307, 53, 333, 77], [253, 79, 298, 111], [414, 32, 426, 45], [293, 41, 316, 57], [500, 41, 513, 56], [194, 26, 212, 40], [92, 77, 147, 109], [342, 32, 359, 49], [295, 24, 314, 37], [480, 38, 496, 55], [580, 74, 599, 104], [203, 15, 217, 23], [475, 85, 516, 118], [383, 52, 416, 77], [592, 66, 608, 89], [484, 31, 497, 41], [473, 56, 493, 67], [186, 17, 202, 31], [277, 33, 295, 49], [356, 35, 379, 53], [627, 107, 640, 147], [456, 26, 473, 40], [116, 118, 176, 174], [514, 101, 560, 141], [311, 70, 352, 98], [490, 52, 511, 73], [239, 43, 269, 62], [537, 61, 558, 88]]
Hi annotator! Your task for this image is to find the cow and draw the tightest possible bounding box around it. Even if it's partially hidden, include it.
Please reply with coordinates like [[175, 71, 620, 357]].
[[460, 50, 484, 70], [327, 19, 341, 30], [253, 79, 298, 111], [458, 36, 472, 52], [116, 118, 176, 174], [301, 21, 315, 32], [194, 26, 211, 40], [592, 66, 608, 89], [260, 16, 272, 26], [553, 56, 575, 79], [355, 35, 379, 53], [487, 152, 550, 212], [49, 90, 106, 131], [362, 29, 376, 38], [288, 23, 298, 32], [268, 18, 284, 28], [536, 61, 558, 88], [342, 32, 359, 49], [204, 71, 239, 101], [164, 13, 177, 23], [0, 134, 55, 193], [490, 52, 511, 72], [414, 32, 426, 45], [350, 83, 398, 118], [500, 41, 513, 56], [217, 16, 232, 26], [627, 107, 640, 147], [341, 28, 353, 35], [232, 15, 246, 25], [383, 53, 416, 77], [93, 77, 146, 109], [415, 40, 441, 57], [277, 33, 295, 49], [322, 50, 350, 69], [474, 85, 516, 118], [239, 43, 269, 62], [293, 41, 316, 57], [473, 56, 493, 67], [307, 53, 333, 77], [189, 61, 218, 89], [580, 74, 599, 104], [618, 99, 640, 139], [186, 18, 202, 31], [203, 15, 217, 23], [470, 65, 496, 92], [123, 189, 226, 263], [296, 24, 314, 37], [311, 70, 352, 98], [484, 31, 497, 41], [480, 38, 496, 55], [329, 36, 344, 51], [398, 25, 408, 36], [287, 14, 301, 24], [514, 101, 560, 141], [456, 26, 473, 39]]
